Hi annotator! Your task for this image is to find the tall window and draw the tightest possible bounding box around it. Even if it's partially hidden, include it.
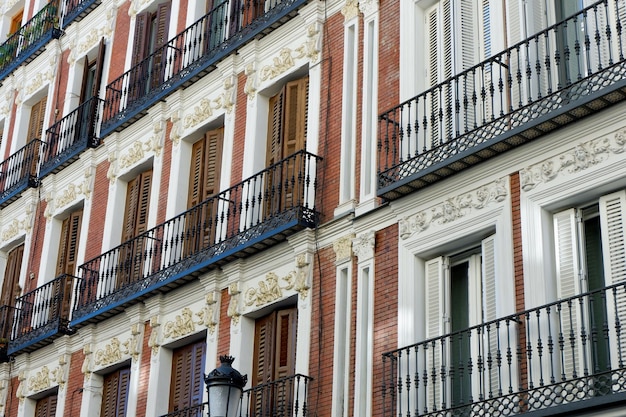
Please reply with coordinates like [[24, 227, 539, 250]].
[[27, 95, 47, 143], [118, 170, 153, 286], [51, 209, 83, 320], [34, 393, 57, 417], [185, 128, 223, 255], [169, 340, 206, 414], [9, 9, 23, 37], [0, 244, 23, 308], [423, 235, 496, 409], [101, 367, 131, 417], [265, 76, 308, 216]]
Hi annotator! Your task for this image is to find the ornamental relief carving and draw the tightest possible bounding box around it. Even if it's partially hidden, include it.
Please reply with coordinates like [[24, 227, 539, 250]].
[[163, 307, 196, 340], [1, 213, 32, 242], [258, 24, 322, 82], [16, 372, 26, 404], [244, 271, 297, 307], [93, 334, 141, 368], [26, 358, 67, 395], [183, 77, 235, 129], [244, 64, 257, 100], [520, 129, 626, 192], [352, 230, 375, 261], [196, 292, 219, 335], [0, 89, 14, 117], [68, 10, 114, 67], [148, 316, 161, 356], [169, 110, 182, 146], [333, 234, 354, 263], [227, 283, 241, 325], [399, 178, 508, 240], [118, 123, 164, 171], [341, 0, 360, 21], [358, 0, 379, 17]]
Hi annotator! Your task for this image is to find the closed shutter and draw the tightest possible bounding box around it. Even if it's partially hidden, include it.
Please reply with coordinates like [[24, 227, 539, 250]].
[[56, 209, 83, 277], [117, 368, 131, 417], [253, 311, 276, 387], [92, 38, 106, 99], [266, 90, 284, 167], [424, 256, 446, 411], [101, 367, 131, 417], [151, 2, 172, 88], [9, 10, 23, 36], [131, 12, 149, 68], [35, 394, 57, 417], [480, 235, 501, 400], [169, 340, 206, 412], [1, 244, 23, 307], [27, 96, 47, 142]]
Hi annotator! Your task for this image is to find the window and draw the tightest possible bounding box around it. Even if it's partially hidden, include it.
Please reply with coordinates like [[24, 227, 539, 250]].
[[0, 244, 23, 307], [118, 170, 153, 286], [553, 190, 626, 384], [34, 393, 57, 417], [27, 95, 47, 143], [423, 235, 496, 409], [131, 1, 171, 97], [51, 209, 82, 320], [101, 367, 130, 417], [265, 76, 308, 216], [169, 340, 206, 414], [185, 128, 223, 255], [251, 307, 297, 415], [9, 9, 23, 37]]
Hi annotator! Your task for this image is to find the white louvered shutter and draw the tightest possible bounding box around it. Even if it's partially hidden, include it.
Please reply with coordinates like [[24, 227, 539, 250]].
[[480, 235, 500, 401], [425, 257, 447, 412]]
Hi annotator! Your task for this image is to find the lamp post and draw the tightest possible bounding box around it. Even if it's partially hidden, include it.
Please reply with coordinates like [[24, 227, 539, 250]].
[[205, 355, 247, 417]]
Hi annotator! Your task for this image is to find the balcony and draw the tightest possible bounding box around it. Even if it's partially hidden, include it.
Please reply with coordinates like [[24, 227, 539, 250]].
[[0, 2, 62, 84], [377, 0, 626, 201], [0, 140, 42, 209], [159, 374, 313, 417], [62, 0, 102, 28], [0, 306, 16, 362], [382, 281, 626, 417], [40, 97, 103, 177], [7, 274, 77, 356], [72, 150, 320, 327], [100, 0, 309, 137]]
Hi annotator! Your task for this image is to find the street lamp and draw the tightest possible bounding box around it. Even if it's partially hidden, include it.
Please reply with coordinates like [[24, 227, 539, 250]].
[[205, 355, 247, 417]]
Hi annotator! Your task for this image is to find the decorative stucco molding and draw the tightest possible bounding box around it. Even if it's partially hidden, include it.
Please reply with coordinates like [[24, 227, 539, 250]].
[[3, 0, 20, 13], [520, 129, 626, 192], [163, 307, 196, 340], [67, 7, 115, 66], [196, 291, 219, 335], [123, 323, 142, 362], [244, 64, 257, 100], [183, 77, 235, 129], [18, 56, 57, 103], [16, 371, 26, 404], [352, 230, 375, 262], [294, 253, 311, 300], [117, 121, 163, 170], [2, 208, 33, 242], [94, 337, 123, 367], [259, 24, 322, 82], [129, 0, 151, 16], [51, 169, 93, 212], [399, 178, 508, 240], [169, 110, 182, 146], [0, 89, 14, 117], [359, 0, 379, 17], [82, 344, 93, 380], [27, 358, 66, 394], [333, 234, 354, 263], [341, 0, 360, 21], [148, 316, 161, 356], [0, 380, 7, 414], [227, 283, 241, 325], [244, 271, 296, 307], [107, 152, 117, 183]]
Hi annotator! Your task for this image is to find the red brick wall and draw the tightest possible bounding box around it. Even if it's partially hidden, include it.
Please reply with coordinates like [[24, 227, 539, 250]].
[[24, 199, 47, 294], [107, 2, 131, 84], [372, 225, 399, 417], [84, 161, 110, 260], [64, 349, 86, 417], [511, 172, 524, 312], [50, 50, 71, 127], [5, 374, 19, 417], [177, 0, 188, 34], [216, 287, 231, 365], [136, 321, 152, 416]]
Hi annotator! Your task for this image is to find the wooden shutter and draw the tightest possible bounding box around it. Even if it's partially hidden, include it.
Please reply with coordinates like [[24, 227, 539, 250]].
[[131, 12, 150, 68], [266, 90, 284, 167], [188, 128, 223, 207], [56, 209, 83, 277], [135, 171, 153, 236], [169, 340, 206, 412], [274, 307, 297, 379], [35, 394, 57, 417], [252, 311, 276, 387], [154, 2, 172, 50], [101, 367, 131, 417], [282, 77, 308, 157], [27, 96, 47, 142], [1, 245, 23, 307], [9, 10, 23, 36], [424, 257, 446, 411]]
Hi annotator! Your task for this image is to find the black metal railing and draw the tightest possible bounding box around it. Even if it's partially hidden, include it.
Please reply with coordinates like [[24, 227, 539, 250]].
[[160, 403, 205, 417], [382, 281, 626, 417], [0, 1, 61, 82], [378, 0, 626, 196], [101, 0, 308, 135], [41, 97, 103, 177], [242, 374, 312, 417], [73, 150, 320, 323], [0, 139, 43, 207], [0, 305, 16, 361], [8, 274, 77, 354], [62, 0, 101, 28]]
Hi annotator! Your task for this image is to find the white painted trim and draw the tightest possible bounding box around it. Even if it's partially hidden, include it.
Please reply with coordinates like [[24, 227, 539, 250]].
[[331, 264, 352, 417], [354, 261, 374, 417]]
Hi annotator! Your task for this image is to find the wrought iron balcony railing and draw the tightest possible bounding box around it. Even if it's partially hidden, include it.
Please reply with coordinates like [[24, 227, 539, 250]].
[[72, 150, 320, 326], [382, 281, 626, 417], [62, 0, 102, 28], [378, 0, 626, 200], [158, 374, 313, 417], [0, 305, 16, 362], [0, 139, 43, 208], [241, 373, 312, 417], [101, 0, 309, 136], [0, 1, 62, 83], [40, 97, 103, 177], [7, 274, 77, 355]]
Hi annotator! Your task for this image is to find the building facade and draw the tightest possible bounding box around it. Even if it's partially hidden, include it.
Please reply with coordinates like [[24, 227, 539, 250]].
[[0, 0, 624, 416]]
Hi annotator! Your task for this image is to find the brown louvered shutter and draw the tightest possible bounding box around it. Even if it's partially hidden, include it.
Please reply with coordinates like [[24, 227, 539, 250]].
[[187, 140, 205, 208], [274, 307, 297, 379], [282, 77, 308, 157], [1, 245, 23, 307], [9, 10, 23, 36], [131, 12, 150, 68], [252, 311, 276, 387], [35, 393, 57, 417], [170, 340, 206, 412], [135, 171, 153, 236], [122, 176, 141, 243], [203, 128, 223, 199], [266, 90, 284, 167], [150, 2, 171, 88], [117, 368, 131, 416], [27, 96, 47, 142], [92, 38, 106, 99], [101, 367, 131, 417], [56, 209, 83, 277]]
